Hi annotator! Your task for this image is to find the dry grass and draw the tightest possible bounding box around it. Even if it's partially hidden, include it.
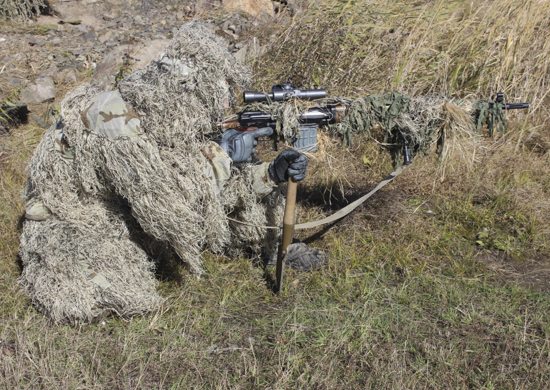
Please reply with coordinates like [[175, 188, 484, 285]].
[[251, 0, 550, 110], [1, 0, 550, 387]]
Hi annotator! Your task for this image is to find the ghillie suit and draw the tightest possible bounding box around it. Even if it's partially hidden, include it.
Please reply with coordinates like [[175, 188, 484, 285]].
[[0, 0, 45, 20], [19, 21, 284, 325]]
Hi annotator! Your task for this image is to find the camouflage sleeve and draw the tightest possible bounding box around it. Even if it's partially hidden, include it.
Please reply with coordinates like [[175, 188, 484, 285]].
[[201, 141, 277, 197], [201, 142, 232, 195], [80, 92, 276, 198], [247, 162, 277, 197]]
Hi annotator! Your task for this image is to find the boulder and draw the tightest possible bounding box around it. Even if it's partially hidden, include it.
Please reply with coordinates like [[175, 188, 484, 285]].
[[20, 77, 56, 104]]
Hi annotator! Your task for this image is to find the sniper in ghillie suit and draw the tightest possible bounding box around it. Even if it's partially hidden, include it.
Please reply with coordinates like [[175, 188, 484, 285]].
[[18, 21, 528, 324]]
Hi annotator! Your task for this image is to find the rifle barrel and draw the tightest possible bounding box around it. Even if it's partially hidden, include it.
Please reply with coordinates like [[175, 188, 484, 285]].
[[503, 103, 530, 110]]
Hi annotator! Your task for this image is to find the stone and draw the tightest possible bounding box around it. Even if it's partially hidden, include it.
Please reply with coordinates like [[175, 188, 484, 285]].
[[39, 66, 57, 78], [91, 46, 128, 91], [28, 37, 44, 46], [131, 39, 170, 70], [56, 67, 79, 84], [20, 77, 56, 104], [103, 12, 117, 21], [222, 0, 274, 17], [99, 30, 117, 43], [91, 40, 169, 91], [84, 32, 97, 41], [223, 29, 239, 41], [234, 44, 248, 64]]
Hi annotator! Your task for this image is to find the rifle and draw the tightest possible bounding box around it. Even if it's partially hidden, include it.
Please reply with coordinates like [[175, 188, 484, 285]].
[[220, 84, 347, 152], [492, 92, 530, 110]]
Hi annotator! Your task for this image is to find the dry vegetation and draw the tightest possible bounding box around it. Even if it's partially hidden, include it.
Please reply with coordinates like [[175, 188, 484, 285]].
[[1, 0, 550, 388], [0, 0, 46, 20]]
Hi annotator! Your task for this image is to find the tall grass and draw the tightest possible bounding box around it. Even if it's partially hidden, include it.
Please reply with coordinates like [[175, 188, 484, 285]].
[[253, 0, 550, 114]]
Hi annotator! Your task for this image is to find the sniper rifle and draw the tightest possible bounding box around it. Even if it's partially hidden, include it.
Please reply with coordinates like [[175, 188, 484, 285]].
[[220, 83, 347, 153]]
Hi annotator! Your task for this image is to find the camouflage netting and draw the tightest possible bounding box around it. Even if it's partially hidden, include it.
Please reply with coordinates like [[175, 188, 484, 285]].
[[19, 21, 284, 325], [244, 91, 502, 170], [0, 0, 45, 20]]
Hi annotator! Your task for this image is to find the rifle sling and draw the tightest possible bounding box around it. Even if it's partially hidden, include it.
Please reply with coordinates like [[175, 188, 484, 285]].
[[226, 165, 405, 230]]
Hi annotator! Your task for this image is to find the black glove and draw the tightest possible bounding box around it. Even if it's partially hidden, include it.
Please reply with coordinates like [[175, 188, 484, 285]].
[[215, 127, 273, 163], [269, 149, 308, 184]]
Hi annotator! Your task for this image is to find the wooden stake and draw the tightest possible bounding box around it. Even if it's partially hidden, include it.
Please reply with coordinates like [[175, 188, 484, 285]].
[[275, 178, 297, 294]]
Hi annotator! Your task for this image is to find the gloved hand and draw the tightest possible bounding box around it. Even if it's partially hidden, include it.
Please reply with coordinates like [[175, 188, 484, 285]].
[[269, 149, 308, 184], [215, 127, 274, 163]]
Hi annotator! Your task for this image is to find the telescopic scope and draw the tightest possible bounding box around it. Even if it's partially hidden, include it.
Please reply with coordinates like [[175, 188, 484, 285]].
[[243, 83, 326, 103]]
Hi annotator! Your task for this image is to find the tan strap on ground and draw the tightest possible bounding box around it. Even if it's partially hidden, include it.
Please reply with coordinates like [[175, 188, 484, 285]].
[[295, 165, 404, 229], [227, 166, 405, 230]]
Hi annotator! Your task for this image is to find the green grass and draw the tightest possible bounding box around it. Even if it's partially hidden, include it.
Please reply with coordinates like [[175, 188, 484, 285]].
[[1, 252, 549, 388]]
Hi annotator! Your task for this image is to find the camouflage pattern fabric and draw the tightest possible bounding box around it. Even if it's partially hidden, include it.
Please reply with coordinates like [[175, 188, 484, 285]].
[[202, 142, 276, 196], [248, 162, 277, 197], [285, 242, 328, 271], [81, 90, 143, 140], [201, 142, 232, 195], [24, 198, 52, 221]]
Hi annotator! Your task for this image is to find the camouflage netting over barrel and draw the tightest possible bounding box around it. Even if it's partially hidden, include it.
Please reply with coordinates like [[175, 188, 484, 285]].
[[19, 21, 284, 325], [245, 92, 506, 169], [0, 0, 45, 20]]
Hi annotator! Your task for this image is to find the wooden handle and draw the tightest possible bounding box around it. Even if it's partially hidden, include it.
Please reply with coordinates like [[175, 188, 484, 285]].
[[275, 178, 298, 293]]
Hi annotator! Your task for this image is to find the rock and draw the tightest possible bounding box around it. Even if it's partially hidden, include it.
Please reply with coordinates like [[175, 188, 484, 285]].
[[134, 15, 144, 24], [91, 47, 128, 91], [223, 29, 239, 41], [234, 44, 248, 64], [91, 40, 169, 91], [38, 66, 78, 84], [131, 39, 170, 70], [6, 77, 23, 87], [20, 77, 56, 104], [99, 30, 117, 43], [103, 12, 117, 21], [39, 66, 57, 78], [28, 37, 45, 46], [222, 0, 274, 17], [84, 32, 97, 41]]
